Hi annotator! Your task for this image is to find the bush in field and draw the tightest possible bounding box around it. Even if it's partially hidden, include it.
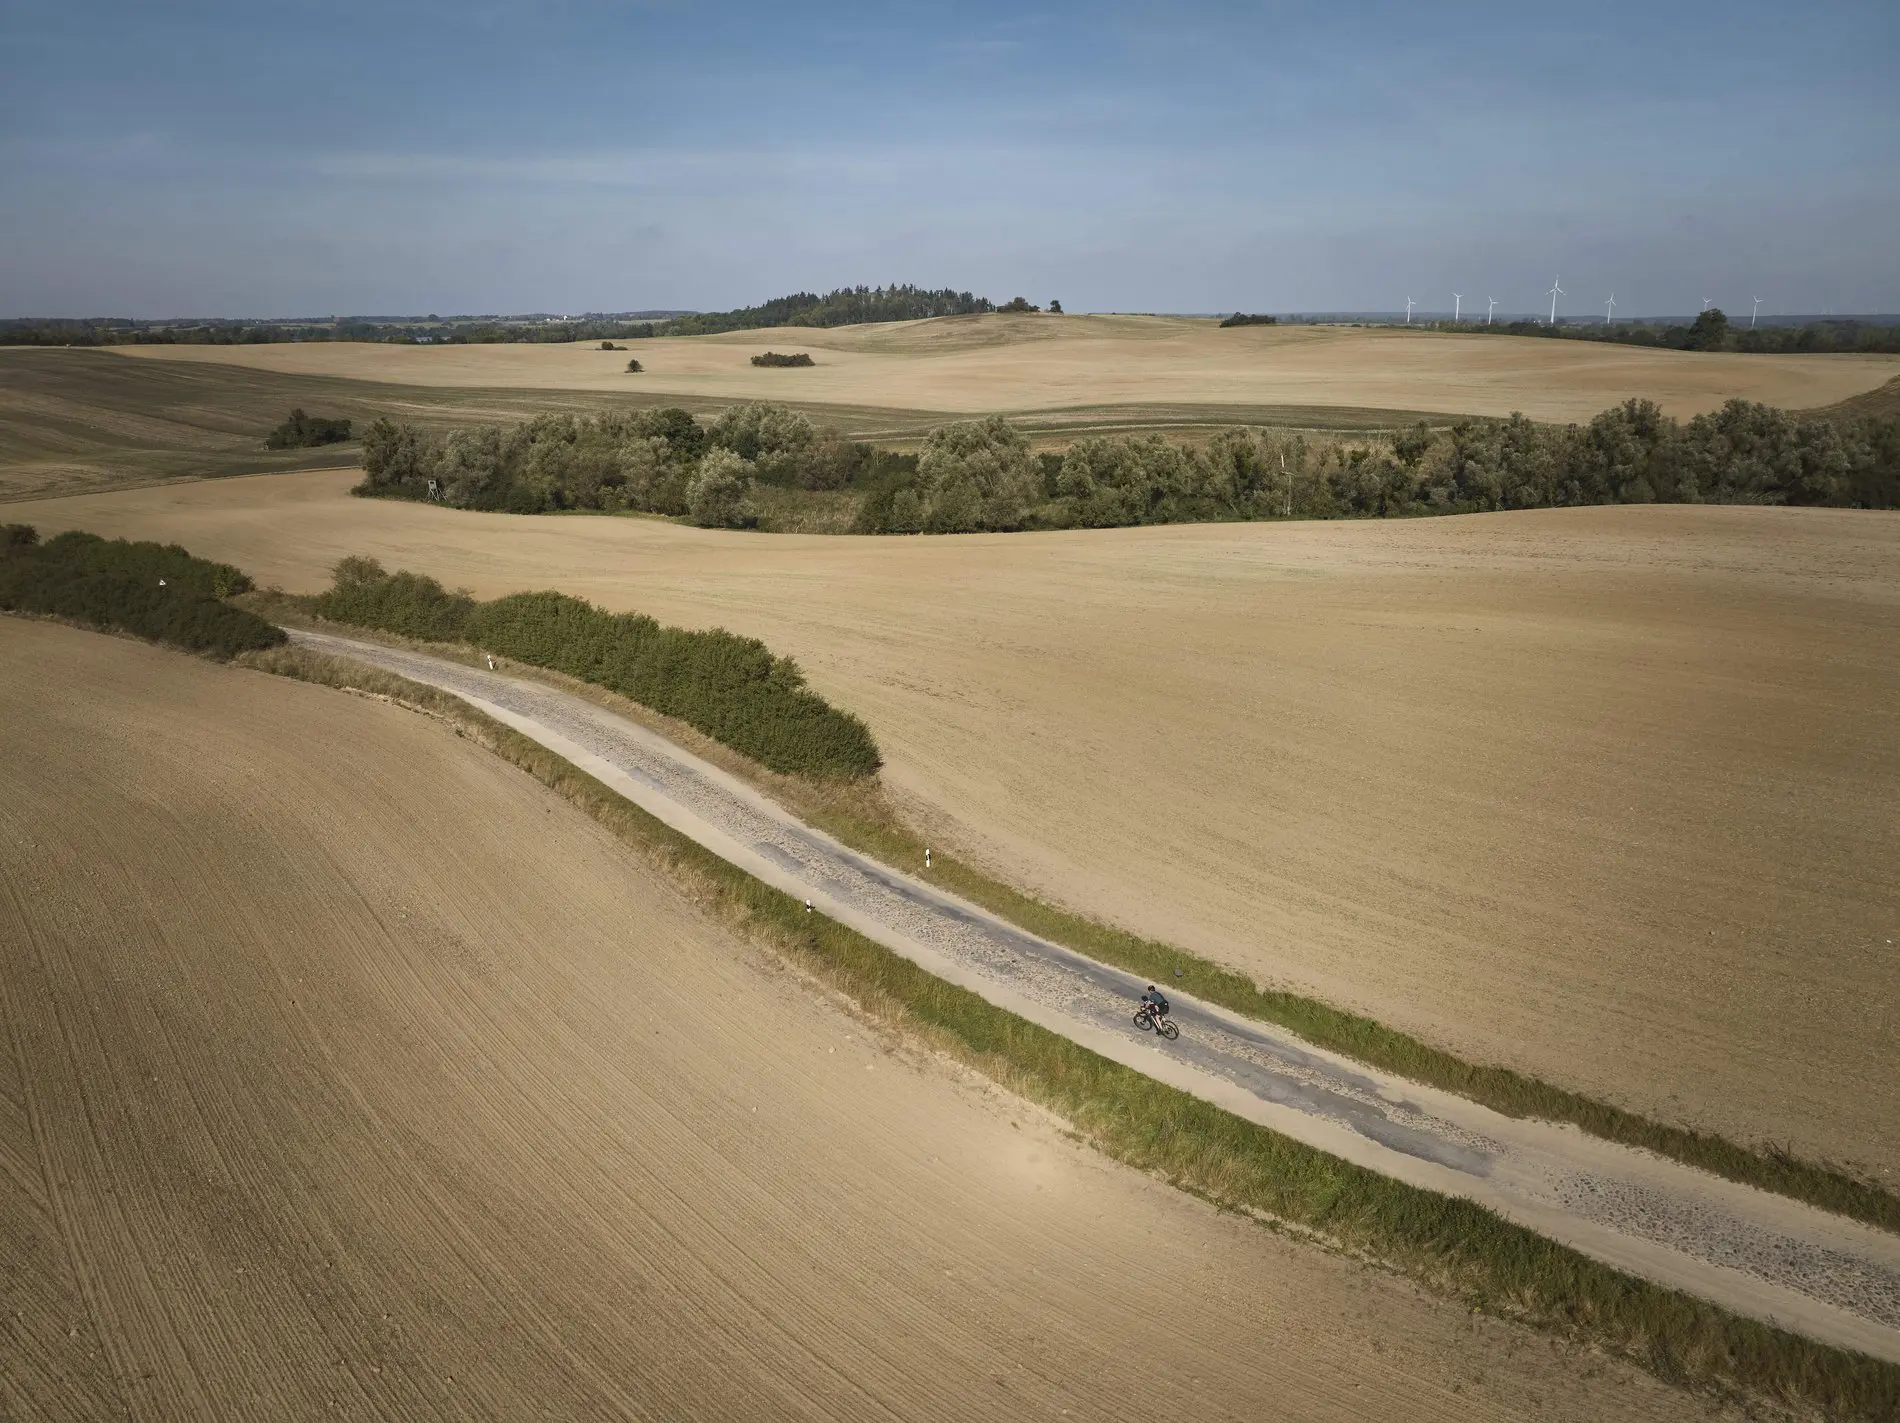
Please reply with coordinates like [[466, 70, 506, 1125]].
[[750, 351, 815, 367], [309, 559, 881, 779], [625, 357, 643, 372], [265, 408, 352, 449], [0, 528, 283, 657]]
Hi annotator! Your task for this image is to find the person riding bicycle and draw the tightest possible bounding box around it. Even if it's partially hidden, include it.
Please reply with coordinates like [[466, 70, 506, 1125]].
[[1140, 984, 1170, 1021]]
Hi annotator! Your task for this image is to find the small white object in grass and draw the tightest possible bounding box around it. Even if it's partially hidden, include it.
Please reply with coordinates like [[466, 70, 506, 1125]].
[[805, 898, 812, 913], [158, 577, 166, 587], [485, 654, 495, 670], [924, 846, 931, 870]]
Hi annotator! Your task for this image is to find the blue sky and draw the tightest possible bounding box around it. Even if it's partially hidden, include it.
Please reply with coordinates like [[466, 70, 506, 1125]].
[[2, 0, 1895, 317]]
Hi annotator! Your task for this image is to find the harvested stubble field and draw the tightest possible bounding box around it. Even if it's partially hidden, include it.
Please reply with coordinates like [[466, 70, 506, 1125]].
[[0, 617, 1726, 1422], [18, 473, 1900, 1185], [104, 312, 1900, 422]]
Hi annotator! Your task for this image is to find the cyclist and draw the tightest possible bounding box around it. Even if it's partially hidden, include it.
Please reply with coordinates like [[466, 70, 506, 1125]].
[[1139, 984, 1170, 1022]]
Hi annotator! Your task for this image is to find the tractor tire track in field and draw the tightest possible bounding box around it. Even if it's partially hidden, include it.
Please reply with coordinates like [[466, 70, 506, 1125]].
[[292, 628, 1900, 1365]]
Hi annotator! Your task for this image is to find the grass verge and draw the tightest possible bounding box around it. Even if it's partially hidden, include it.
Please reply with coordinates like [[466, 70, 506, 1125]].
[[241, 609, 1900, 1237], [801, 805, 1900, 1235], [242, 640, 1900, 1420]]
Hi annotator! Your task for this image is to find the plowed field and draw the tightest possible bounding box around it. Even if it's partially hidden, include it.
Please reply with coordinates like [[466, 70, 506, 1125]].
[[15, 477, 1900, 1184], [0, 618, 1722, 1420]]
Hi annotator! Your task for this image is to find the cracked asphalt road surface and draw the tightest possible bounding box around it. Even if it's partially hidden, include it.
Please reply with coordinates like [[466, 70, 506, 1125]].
[[292, 628, 1900, 1364]]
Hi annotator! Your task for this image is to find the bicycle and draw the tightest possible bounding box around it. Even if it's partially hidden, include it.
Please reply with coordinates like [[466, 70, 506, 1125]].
[[1133, 1004, 1180, 1041]]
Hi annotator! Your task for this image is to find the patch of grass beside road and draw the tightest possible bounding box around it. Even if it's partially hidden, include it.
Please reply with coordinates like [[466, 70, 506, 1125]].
[[805, 810, 1900, 1235], [240, 640, 1900, 1421]]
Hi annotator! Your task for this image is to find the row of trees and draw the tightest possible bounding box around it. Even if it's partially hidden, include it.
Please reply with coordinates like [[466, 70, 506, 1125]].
[[355, 396, 1898, 536], [662, 285, 994, 336], [0, 315, 677, 347], [0, 528, 282, 657], [1466, 308, 1900, 356], [355, 404, 913, 527], [311, 557, 881, 779], [851, 399, 1899, 532]]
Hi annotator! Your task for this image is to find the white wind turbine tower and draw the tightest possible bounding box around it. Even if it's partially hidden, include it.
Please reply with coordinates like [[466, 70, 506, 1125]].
[[1702, 296, 1714, 312], [1547, 275, 1564, 325], [1452, 293, 1463, 323], [1604, 292, 1616, 325], [1405, 296, 1416, 325], [1751, 295, 1763, 329], [1486, 296, 1498, 325]]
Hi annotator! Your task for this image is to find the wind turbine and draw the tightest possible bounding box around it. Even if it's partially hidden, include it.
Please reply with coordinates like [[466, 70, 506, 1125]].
[[1751, 295, 1763, 329], [1547, 275, 1564, 325], [1452, 293, 1463, 323], [1405, 296, 1416, 325], [1486, 296, 1498, 325], [1702, 296, 1714, 312], [1604, 292, 1616, 325]]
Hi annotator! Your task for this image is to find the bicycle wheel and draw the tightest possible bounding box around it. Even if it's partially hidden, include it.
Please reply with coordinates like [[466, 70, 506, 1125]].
[[1132, 1009, 1153, 1033], [1157, 1017, 1180, 1041]]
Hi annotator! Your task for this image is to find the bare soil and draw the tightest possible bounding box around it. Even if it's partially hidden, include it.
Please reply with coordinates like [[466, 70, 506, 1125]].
[[0, 617, 1725, 1421], [105, 312, 1900, 422], [13, 477, 1900, 1187]]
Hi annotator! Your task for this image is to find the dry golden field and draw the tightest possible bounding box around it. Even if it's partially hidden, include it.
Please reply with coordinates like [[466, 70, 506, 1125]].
[[108, 312, 1900, 422], [0, 616, 1731, 1422], [18, 474, 1900, 1181]]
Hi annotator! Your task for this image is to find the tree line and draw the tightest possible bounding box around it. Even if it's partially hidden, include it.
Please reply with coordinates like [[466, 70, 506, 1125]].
[[852, 399, 1897, 531], [662, 285, 994, 336], [309, 557, 881, 779], [356, 392, 1895, 535], [1461, 308, 1900, 356], [355, 404, 915, 526]]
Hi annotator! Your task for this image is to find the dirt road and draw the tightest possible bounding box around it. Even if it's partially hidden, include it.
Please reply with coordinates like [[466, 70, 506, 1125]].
[[287, 627, 1900, 1365], [2, 617, 1727, 1421]]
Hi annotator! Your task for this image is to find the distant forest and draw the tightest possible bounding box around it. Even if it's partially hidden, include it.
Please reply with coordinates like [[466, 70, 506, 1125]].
[[0, 285, 995, 346], [352, 394, 1900, 535], [663, 285, 994, 335], [1459, 308, 1900, 356]]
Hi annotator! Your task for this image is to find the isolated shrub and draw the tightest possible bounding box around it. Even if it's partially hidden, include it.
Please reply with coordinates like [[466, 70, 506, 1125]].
[[310, 560, 882, 779], [749, 351, 815, 367], [265, 408, 352, 449], [686, 448, 756, 528], [0, 530, 282, 657], [998, 297, 1040, 313], [625, 357, 643, 372]]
